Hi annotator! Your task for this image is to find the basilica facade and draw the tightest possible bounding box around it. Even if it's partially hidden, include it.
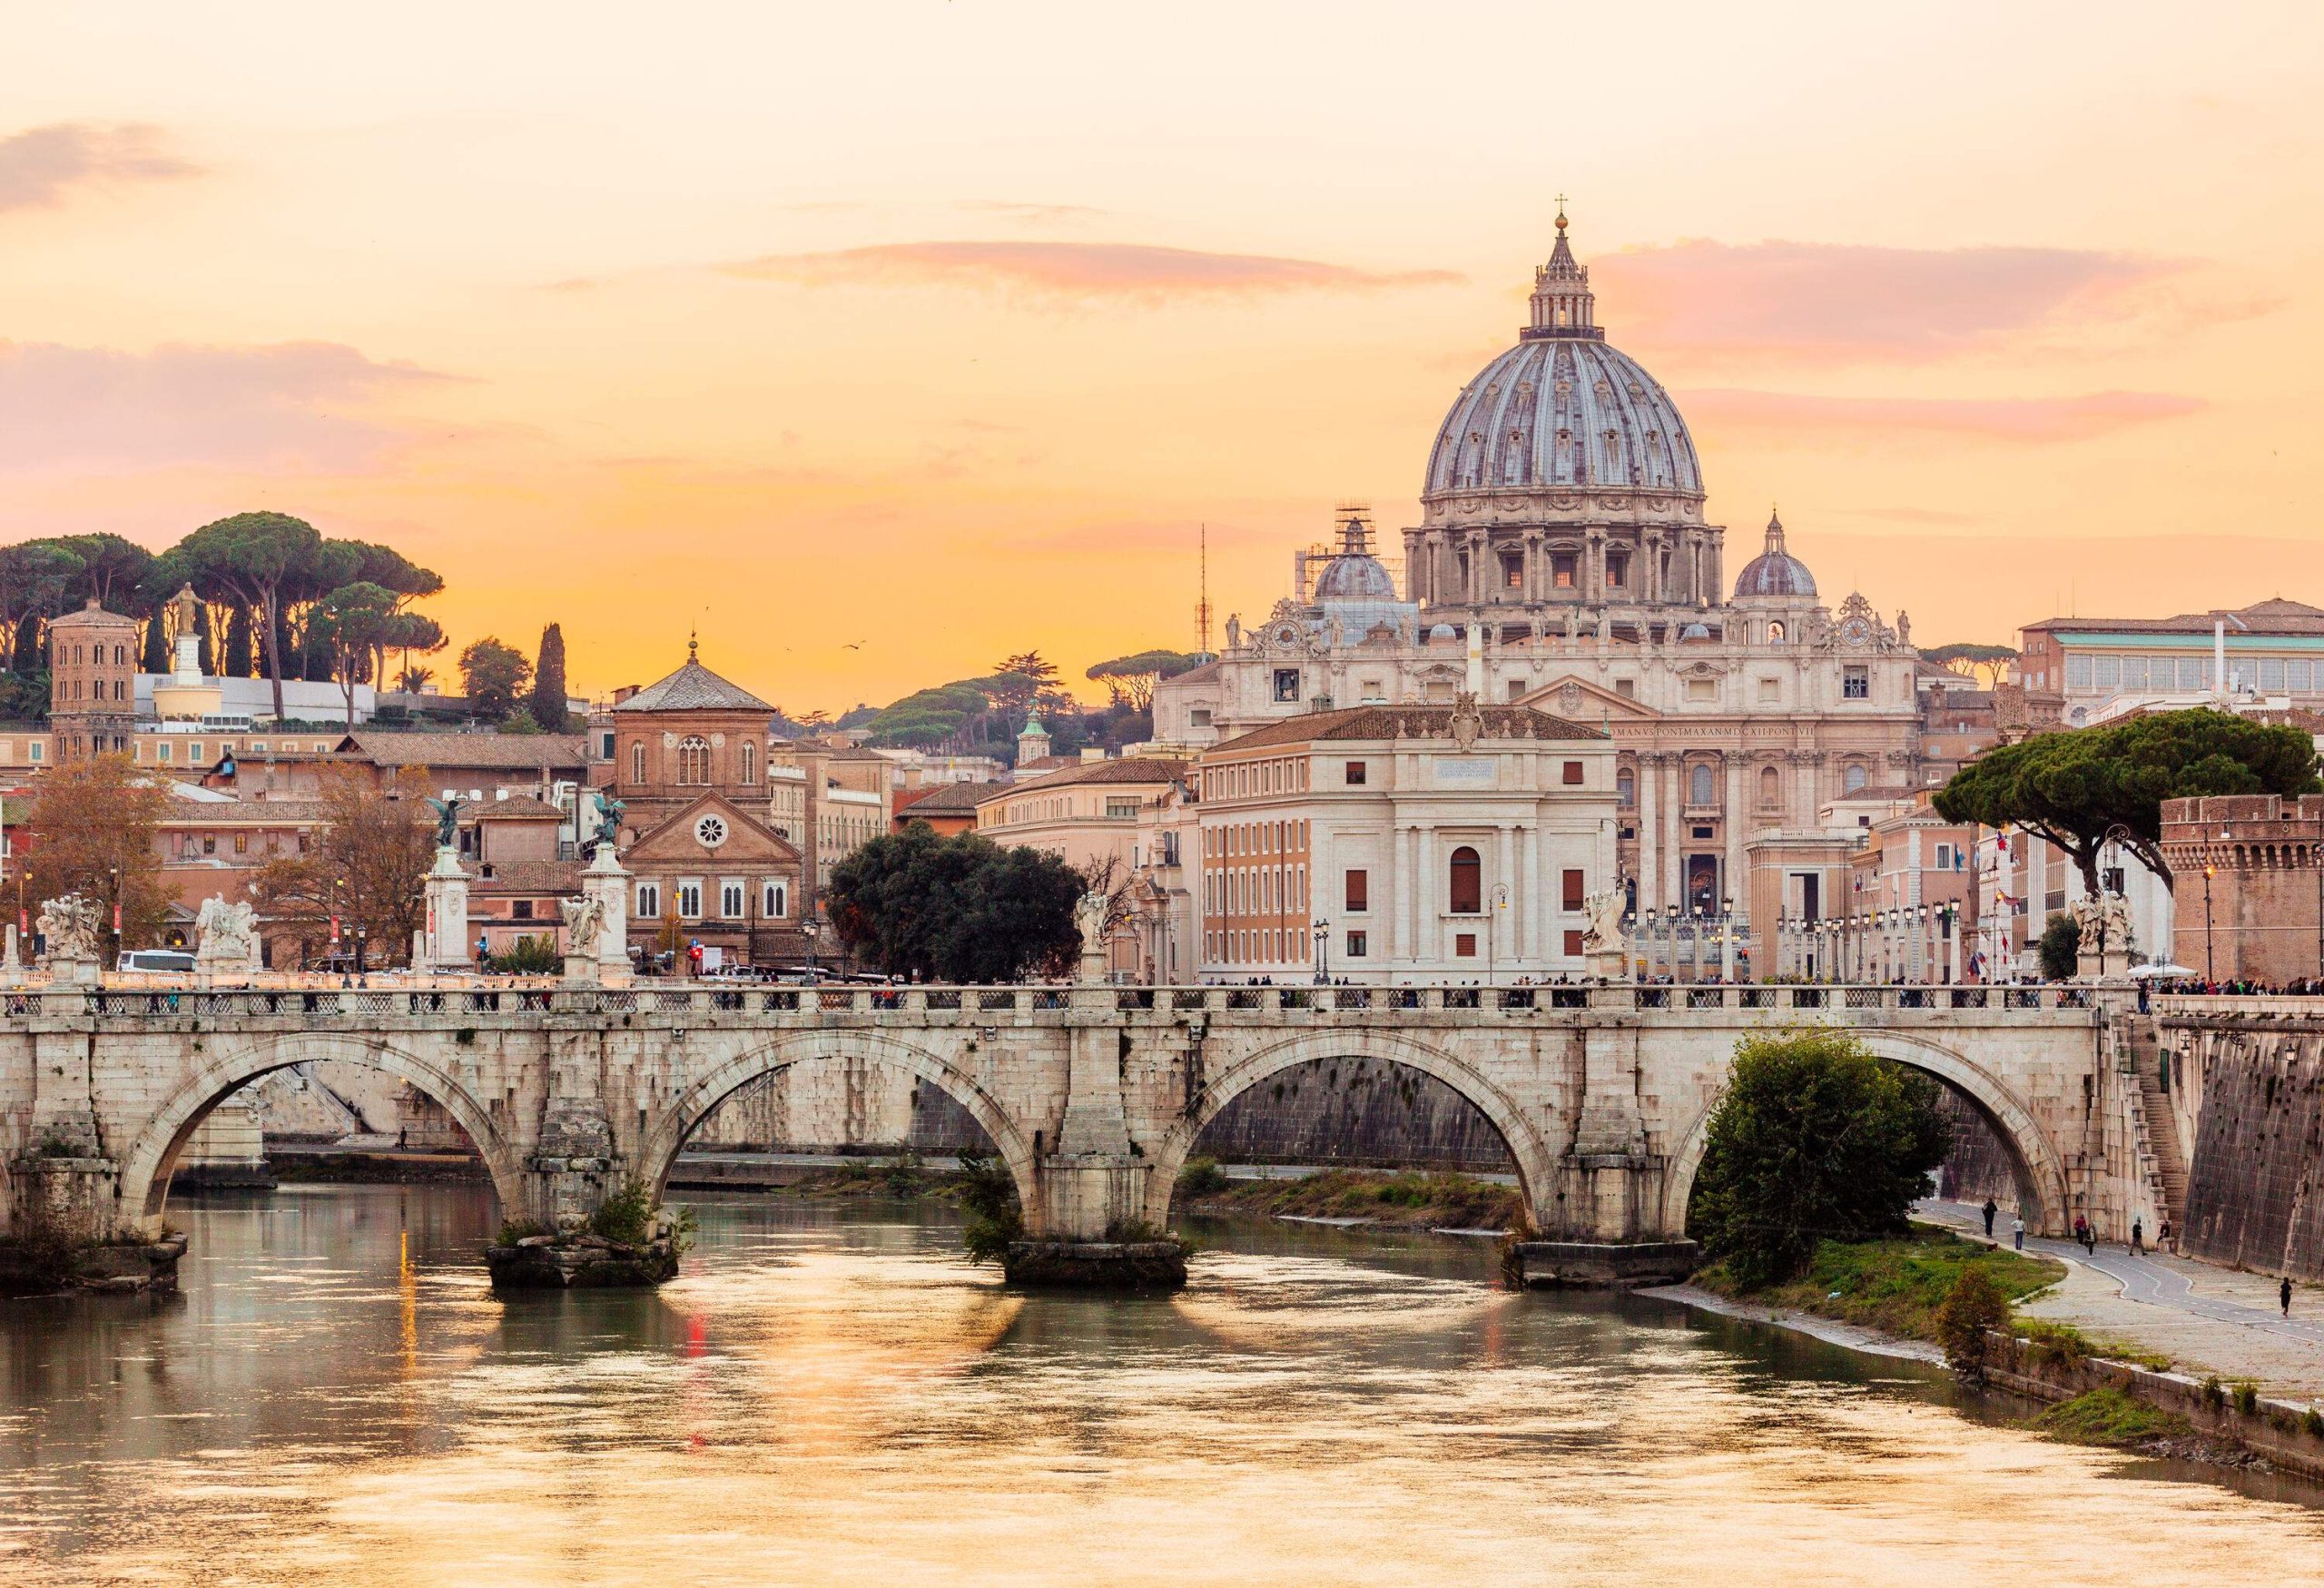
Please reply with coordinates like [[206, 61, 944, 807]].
[[1152, 212, 1925, 968]]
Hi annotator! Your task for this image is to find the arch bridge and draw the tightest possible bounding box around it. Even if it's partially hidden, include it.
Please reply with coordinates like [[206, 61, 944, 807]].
[[0, 981, 2137, 1265]]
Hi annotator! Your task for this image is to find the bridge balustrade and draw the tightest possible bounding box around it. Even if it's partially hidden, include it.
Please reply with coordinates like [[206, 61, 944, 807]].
[[1499, 989, 1536, 1011], [1171, 990, 1207, 1012], [1635, 988, 1670, 1010], [1685, 988, 1723, 1011], [1334, 988, 1373, 1011], [1950, 988, 1988, 1010], [979, 991, 1019, 1012], [1116, 990, 1156, 1011], [923, 990, 962, 1011], [817, 989, 857, 1012]]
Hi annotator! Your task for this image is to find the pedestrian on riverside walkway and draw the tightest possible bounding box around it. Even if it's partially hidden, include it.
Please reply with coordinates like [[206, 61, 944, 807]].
[[2132, 1216, 2144, 1255], [2286, 1277, 2296, 1318], [2073, 1213, 2089, 1251], [1982, 1198, 1998, 1239], [2012, 1214, 2024, 1251], [2160, 1215, 2173, 1254]]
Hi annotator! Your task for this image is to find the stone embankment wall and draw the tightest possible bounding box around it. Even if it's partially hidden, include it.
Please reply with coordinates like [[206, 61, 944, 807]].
[[2169, 1018, 2324, 1280], [1933, 1090, 2022, 1210]]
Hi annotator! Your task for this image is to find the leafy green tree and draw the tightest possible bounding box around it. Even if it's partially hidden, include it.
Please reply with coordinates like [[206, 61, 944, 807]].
[[1687, 1031, 1953, 1289], [56, 533, 155, 612], [1934, 707, 2319, 893], [529, 622, 571, 731], [0, 541, 82, 675], [1922, 642, 2019, 687], [2036, 913, 2082, 981], [223, 604, 255, 677], [1935, 1267, 2012, 1384], [1085, 648, 1205, 711], [955, 1152, 1024, 1263], [827, 824, 1084, 982], [172, 511, 326, 721], [139, 608, 168, 673], [497, 706, 545, 735], [306, 582, 400, 726], [458, 636, 532, 721]]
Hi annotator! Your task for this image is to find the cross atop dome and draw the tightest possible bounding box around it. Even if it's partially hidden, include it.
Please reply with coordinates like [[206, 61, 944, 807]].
[[1523, 203, 1600, 341]]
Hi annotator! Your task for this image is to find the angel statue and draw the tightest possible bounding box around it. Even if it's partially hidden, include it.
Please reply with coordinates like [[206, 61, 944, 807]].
[[425, 794, 465, 850], [1580, 886, 1631, 954], [36, 893, 103, 961], [560, 893, 608, 960], [591, 790, 625, 852]]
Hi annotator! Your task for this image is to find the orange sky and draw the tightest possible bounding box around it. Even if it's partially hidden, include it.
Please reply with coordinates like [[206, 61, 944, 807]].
[[3, 3, 2320, 713]]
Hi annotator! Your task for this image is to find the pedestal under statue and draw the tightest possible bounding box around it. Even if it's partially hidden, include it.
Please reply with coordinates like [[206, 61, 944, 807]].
[[423, 847, 472, 973]]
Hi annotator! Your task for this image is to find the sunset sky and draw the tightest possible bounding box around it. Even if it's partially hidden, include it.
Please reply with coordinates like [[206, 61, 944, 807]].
[[4, 3, 2321, 712]]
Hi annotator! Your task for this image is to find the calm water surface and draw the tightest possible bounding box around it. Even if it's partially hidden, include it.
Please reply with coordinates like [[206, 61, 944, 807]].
[[3, 1185, 2320, 1586]]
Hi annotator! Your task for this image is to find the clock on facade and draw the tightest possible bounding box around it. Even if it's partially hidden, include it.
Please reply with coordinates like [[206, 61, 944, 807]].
[[1838, 615, 1874, 647], [694, 814, 728, 848]]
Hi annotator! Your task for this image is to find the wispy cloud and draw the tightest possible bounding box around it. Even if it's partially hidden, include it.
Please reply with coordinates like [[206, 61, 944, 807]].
[[1680, 387, 2203, 443], [952, 199, 1108, 225], [1608, 241, 2183, 364], [0, 122, 201, 213], [722, 240, 1462, 302], [0, 340, 452, 475]]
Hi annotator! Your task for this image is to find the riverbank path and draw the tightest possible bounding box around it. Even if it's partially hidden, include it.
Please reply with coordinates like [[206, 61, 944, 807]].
[[1920, 1198, 2324, 1405]]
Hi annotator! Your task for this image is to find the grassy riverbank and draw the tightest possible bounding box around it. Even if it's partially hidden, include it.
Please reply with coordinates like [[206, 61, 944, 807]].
[[1176, 1164, 1524, 1232], [1694, 1223, 2067, 1344]]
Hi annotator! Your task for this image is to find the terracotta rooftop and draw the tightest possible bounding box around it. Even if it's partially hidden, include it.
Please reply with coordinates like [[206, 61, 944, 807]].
[[977, 757, 1187, 804], [1210, 704, 1605, 751], [470, 794, 566, 820], [462, 858, 585, 893], [340, 731, 589, 771], [2028, 597, 2324, 637], [899, 780, 1003, 815], [612, 655, 773, 714]]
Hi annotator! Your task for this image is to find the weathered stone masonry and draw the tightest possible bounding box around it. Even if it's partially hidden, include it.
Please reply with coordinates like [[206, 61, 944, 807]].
[[1, 984, 2142, 1261]]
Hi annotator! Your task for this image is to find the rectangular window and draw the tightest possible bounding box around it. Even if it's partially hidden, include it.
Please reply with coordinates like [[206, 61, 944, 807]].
[[1842, 666, 1869, 700], [1563, 929, 1585, 957], [637, 883, 660, 917], [1106, 799, 1138, 819], [1551, 552, 1577, 588], [156, 743, 171, 764], [233, 833, 248, 854], [677, 882, 703, 919], [1344, 868, 1369, 912], [1561, 760, 1583, 785], [1344, 760, 1366, 785], [598, 731, 615, 758], [2065, 654, 2093, 689], [1758, 677, 1780, 703], [2178, 656, 2206, 690], [763, 882, 786, 916], [186, 742, 200, 764], [1190, 708, 1211, 728], [2261, 657, 2287, 691], [26, 742, 39, 764], [721, 881, 744, 918], [2121, 656, 2149, 689], [1935, 843, 1953, 869], [1345, 930, 1367, 958], [2294, 659, 2315, 692], [1561, 868, 1585, 911], [1606, 553, 1627, 588], [511, 900, 534, 920], [1614, 679, 1634, 699], [1455, 932, 1477, 958], [202, 837, 216, 856], [1273, 668, 1301, 703], [2094, 655, 2121, 688]]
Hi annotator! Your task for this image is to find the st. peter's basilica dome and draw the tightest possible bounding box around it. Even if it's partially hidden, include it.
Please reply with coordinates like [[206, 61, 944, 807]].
[[1422, 212, 1702, 518]]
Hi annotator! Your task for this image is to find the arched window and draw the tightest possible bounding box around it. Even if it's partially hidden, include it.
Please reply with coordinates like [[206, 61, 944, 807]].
[[676, 736, 711, 785], [1689, 761, 1715, 808], [1843, 762, 1869, 794], [630, 741, 645, 784], [1617, 768, 1636, 808], [1759, 764, 1781, 808], [740, 742, 756, 785], [1448, 845, 1482, 914]]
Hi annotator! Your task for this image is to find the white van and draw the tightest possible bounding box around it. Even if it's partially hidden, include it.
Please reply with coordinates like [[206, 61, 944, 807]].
[[118, 950, 198, 974]]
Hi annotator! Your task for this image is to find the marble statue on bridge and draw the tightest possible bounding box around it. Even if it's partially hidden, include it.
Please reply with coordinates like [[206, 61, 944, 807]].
[[37, 893, 103, 980], [193, 896, 260, 978]]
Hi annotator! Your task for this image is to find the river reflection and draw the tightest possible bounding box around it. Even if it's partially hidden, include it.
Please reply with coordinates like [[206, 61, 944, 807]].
[[2, 1185, 2319, 1585]]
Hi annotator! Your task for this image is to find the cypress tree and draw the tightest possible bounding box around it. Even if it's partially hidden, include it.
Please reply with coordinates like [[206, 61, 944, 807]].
[[140, 610, 168, 673], [225, 606, 254, 677], [530, 623, 570, 731]]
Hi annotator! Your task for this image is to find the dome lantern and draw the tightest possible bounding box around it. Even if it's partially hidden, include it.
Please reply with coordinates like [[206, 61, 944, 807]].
[[1522, 205, 1600, 342]]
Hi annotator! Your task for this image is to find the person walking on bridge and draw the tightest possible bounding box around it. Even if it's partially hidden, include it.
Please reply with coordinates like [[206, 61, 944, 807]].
[[1982, 1198, 1998, 1239]]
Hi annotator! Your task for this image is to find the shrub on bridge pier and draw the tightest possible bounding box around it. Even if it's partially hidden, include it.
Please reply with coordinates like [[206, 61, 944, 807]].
[[1687, 1031, 1953, 1289]]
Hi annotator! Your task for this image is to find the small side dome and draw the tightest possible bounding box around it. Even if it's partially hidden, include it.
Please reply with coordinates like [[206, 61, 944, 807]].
[[1315, 554, 1398, 602], [1428, 622, 1459, 642], [1679, 621, 1712, 641], [1733, 509, 1817, 600]]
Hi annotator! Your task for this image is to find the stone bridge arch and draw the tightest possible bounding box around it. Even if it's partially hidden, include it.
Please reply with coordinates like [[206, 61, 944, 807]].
[[1139, 1027, 1560, 1230], [1659, 1028, 2075, 1239], [640, 1030, 1040, 1214], [119, 1031, 526, 1228]]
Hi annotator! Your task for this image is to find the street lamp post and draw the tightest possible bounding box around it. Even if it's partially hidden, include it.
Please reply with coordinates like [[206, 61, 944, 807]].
[[1719, 893, 1737, 981], [1487, 884, 1508, 987], [803, 917, 822, 982], [2203, 863, 2216, 981], [1313, 917, 1330, 984]]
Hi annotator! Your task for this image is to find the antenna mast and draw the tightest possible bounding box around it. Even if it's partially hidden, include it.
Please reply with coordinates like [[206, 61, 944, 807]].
[[1196, 522, 1213, 657]]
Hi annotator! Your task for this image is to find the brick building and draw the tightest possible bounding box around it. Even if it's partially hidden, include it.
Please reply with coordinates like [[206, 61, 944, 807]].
[[2162, 794, 2324, 984], [48, 598, 139, 762]]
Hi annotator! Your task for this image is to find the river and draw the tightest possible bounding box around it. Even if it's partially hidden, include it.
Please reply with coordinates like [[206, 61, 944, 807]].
[[2, 1185, 2319, 1585]]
